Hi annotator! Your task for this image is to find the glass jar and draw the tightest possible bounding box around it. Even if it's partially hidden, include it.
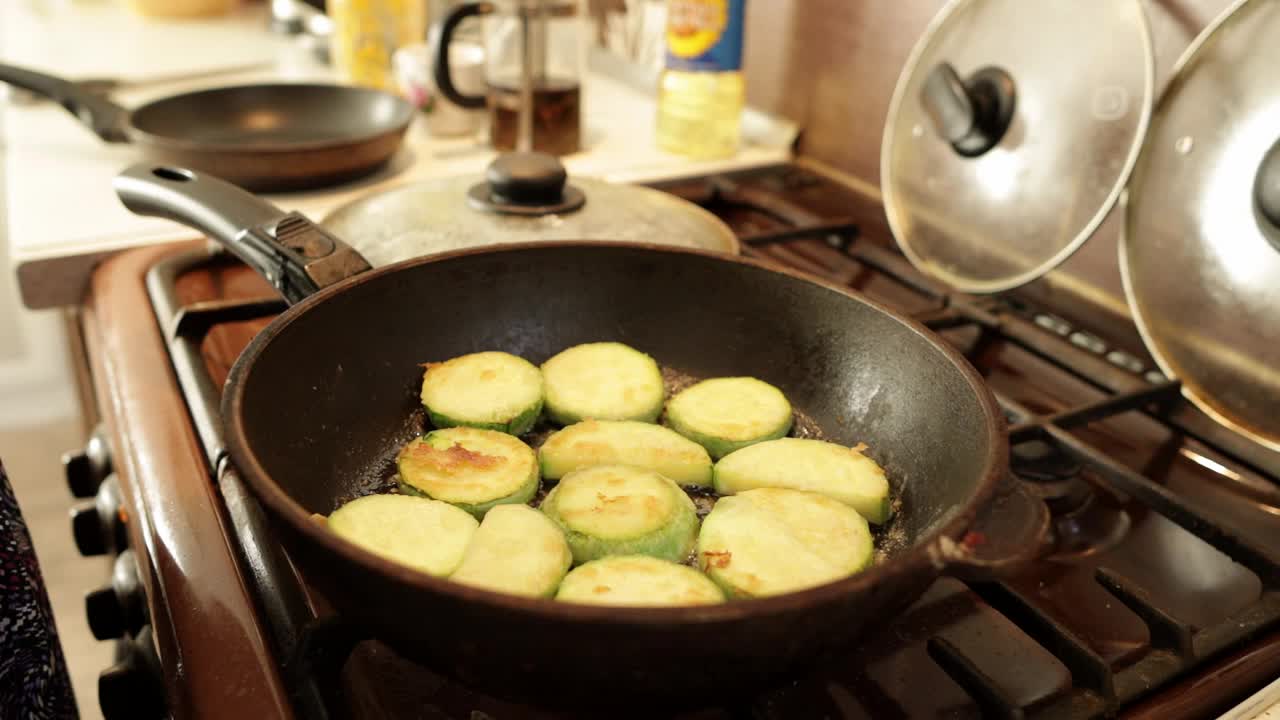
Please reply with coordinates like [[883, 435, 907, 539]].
[[434, 0, 583, 155]]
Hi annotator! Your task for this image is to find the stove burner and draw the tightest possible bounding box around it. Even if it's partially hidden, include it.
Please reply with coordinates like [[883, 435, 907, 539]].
[[1013, 439, 1130, 559], [1013, 439, 1083, 482], [1050, 490, 1132, 560], [1012, 439, 1088, 514]]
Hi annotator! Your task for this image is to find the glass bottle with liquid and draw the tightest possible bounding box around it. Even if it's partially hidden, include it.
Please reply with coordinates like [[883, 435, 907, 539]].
[[656, 0, 746, 159], [329, 0, 429, 91]]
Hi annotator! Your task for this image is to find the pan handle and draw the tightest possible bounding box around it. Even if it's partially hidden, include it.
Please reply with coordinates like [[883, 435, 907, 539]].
[[938, 474, 1052, 581], [0, 63, 130, 142], [114, 164, 372, 304], [433, 2, 491, 110]]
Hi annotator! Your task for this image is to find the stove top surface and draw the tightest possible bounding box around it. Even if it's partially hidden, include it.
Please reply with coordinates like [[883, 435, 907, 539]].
[[118, 161, 1280, 720]]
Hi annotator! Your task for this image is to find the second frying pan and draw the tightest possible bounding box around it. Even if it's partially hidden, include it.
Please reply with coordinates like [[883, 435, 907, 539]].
[[0, 63, 414, 192]]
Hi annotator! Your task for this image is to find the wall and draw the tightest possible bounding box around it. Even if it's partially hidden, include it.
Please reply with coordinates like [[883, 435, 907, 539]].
[[743, 0, 1235, 184]]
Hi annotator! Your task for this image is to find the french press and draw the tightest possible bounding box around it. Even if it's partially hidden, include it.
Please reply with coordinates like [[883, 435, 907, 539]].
[[434, 0, 583, 156]]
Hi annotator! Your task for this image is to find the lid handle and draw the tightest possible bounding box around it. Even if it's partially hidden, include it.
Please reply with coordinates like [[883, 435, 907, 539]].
[[1253, 136, 1280, 251], [920, 63, 1016, 158], [466, 151, 585, 215], [921, 63, 975, 143], [486, 151, 567, 206]]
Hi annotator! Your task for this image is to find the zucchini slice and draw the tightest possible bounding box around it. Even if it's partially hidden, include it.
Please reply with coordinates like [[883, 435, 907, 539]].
[[556, 555, 724, 607], [713, 437, 892, 524], [420, 351, 543, 435], [397, 427, 539, 518], [540, 342, 665, 425], [450, 504, 573, 598], [665, 377, 793, 459], [538, 420, 713, 488], [697, 488, 873, 598], [327, 493, 478, 577], [540, 465, 699, 564]]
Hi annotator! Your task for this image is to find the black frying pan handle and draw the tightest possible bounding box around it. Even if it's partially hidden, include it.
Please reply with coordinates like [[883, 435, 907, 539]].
[[113, 164, 372, 304], [939, 474, 1051, 581], [0, 63, 130, 142], [433, 1, 491, 110]]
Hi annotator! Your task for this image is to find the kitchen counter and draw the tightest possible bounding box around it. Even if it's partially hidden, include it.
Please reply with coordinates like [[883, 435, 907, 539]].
[[1226, 676, 1280, 720], [2, 1, 792, 309]]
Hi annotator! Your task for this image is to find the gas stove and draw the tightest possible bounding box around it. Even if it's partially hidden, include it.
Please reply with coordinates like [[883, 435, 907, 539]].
[[65, 161, 1280, 719]]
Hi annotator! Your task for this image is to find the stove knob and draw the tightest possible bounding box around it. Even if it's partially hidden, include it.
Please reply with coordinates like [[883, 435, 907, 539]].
[[71, 474, 127, 557], [99, 625, 165, 720], [62, 425, 113, 499], [85, 550, 145, 640]]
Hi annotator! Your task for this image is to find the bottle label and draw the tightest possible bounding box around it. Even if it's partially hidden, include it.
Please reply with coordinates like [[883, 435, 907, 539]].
[[665, 0, 745, 72]]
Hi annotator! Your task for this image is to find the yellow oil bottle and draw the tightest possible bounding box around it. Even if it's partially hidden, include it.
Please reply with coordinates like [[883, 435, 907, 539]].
[[656, 0, 747, 159], [328, 0, 427, 91]]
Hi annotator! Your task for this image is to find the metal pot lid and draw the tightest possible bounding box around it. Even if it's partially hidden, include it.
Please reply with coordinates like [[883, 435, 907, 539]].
[[322, 153, 739, 266], [1121, 0, 1280, 451], [881, 0, 1155, 293]]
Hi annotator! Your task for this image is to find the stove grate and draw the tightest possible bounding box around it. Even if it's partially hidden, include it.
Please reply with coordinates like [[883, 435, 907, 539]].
[[144, 166, 1280, 720], [719, 172, 1280, 719]]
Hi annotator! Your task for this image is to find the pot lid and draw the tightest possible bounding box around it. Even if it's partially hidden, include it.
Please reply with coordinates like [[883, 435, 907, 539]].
[[322, 153, 739, 266], [881, 0, 1155, 293], [1121, 0, 1280, 451]]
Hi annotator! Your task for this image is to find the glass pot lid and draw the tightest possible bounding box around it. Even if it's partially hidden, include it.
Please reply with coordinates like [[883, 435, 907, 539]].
[[881, 0, 1155, 293], [321, 153, 740, 265], [1121, 0, 1280, 451]]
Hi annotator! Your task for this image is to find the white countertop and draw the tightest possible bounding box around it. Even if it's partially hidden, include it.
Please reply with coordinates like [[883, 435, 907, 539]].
[[1224, 676, 1280, 720], [3, 1, 791, 308]]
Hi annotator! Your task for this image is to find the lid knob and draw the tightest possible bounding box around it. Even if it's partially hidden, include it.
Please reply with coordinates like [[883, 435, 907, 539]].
[[920, 63, 1017, 157], [467, 151, 586, 216], [486, 152, 567, 206], [1253, 137, 1280, 249]]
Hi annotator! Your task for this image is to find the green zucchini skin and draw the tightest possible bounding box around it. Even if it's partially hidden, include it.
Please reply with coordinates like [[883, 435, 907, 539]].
[[540, 342, 666, 425], [665, 377, 793, 459], [327, 493, 478, 577], [420, 351, 544, 435], [555, 555, 725, 606], [427, 401, 542, 437], [696, 488, 873, 598], [539, 465, 699, 565], [396, 479, 538, 520], [449, 504, 573, 598], [713, 437, 892, 524], [538, 420, 713, 487], [397, 427, 540, 519]]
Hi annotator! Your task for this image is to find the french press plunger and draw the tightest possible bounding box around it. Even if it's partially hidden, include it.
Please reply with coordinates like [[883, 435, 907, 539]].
[[434, 0, 583, 156]]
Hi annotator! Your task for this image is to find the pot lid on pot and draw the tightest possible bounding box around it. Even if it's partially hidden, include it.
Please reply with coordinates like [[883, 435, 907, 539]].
[[322, 152, 739, 266], [881, 0, 1154, 293], [1121, 0, 1280, 451]]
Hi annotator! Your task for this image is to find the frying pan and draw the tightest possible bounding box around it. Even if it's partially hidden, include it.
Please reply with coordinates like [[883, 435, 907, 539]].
[[113, 163, 1049, 708], [0, 63, 413, 192]]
